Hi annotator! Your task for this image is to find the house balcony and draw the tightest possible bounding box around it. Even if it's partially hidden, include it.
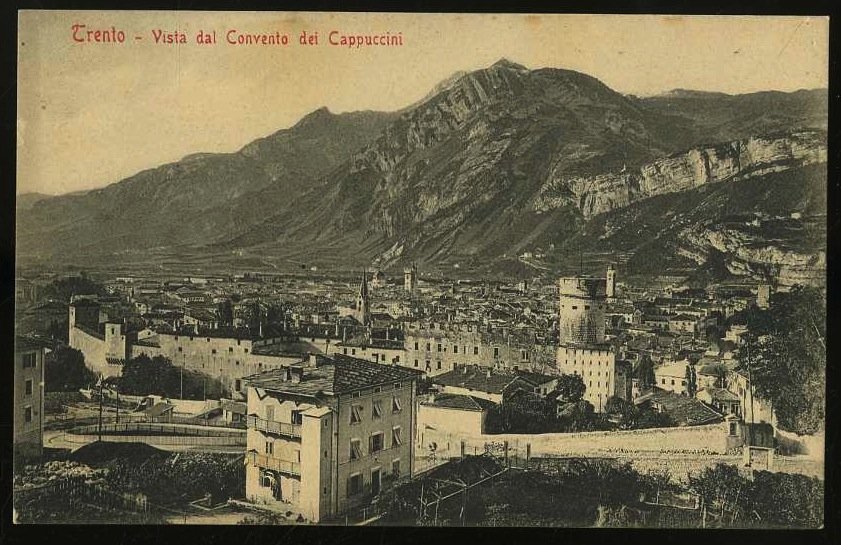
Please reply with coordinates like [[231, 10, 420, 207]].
[[247, 451, 301, 477], [247, 415, 302, 439]]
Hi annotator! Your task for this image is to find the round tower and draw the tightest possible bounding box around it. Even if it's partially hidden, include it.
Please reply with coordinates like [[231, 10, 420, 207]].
[[557, 276, 607, 345], [606, 264, 617, 300]]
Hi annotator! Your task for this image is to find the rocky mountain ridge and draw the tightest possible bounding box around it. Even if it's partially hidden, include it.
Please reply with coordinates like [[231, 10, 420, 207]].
[[16, 60, 827, 287], [532, 130, 826, 217]]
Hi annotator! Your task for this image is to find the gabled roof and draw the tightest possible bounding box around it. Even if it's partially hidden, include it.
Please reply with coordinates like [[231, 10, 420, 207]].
[[245, 354, 422, 397]]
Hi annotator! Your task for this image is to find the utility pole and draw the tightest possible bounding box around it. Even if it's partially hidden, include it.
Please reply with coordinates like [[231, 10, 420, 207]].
[[97, 374, 103, 442], [746, 337, 755, 425]]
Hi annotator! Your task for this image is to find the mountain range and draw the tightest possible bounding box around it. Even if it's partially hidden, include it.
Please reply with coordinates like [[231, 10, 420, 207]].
[[16, 59, 827, 285]]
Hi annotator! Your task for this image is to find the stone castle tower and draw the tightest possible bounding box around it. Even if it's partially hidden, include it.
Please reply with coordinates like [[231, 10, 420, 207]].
[[557, 276, 607, 345]]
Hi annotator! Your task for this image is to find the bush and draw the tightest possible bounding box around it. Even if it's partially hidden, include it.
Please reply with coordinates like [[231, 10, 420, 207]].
[[103, 451, 244, 505]]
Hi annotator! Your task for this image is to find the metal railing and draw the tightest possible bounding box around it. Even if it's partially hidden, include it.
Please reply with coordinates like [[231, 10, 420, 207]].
[[247, 451, 301, 476], [246, 415, 302, 438]]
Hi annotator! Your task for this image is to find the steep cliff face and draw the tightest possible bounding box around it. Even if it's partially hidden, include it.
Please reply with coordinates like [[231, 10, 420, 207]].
[[533, 130, 826, 217], [677, 223, 826, 287]]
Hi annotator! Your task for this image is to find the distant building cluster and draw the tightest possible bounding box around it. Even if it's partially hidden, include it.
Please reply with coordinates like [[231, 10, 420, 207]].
[[9, 260, 787, 521]]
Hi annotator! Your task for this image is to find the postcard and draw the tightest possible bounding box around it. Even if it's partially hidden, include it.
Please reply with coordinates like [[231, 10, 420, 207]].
[[14, 10, 827, 528]]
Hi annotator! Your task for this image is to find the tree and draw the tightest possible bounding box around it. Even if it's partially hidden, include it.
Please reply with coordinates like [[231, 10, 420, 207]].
[[45, 346, 96, 392], [42, 275, 106, 303], [685, 365, 698, 397], [688, 463, 749, 519], [118, 354, 224, 399], [46, 319, 69, 343], [557, 399, 598, 432], [243, 300, 263, 332], [604, 395, 675, 430], [634, 355, 656, 389], [605, 396, 636, 423], [216, 299, 234, 327], [735, 286, 825, 434], [265, 302, 287, 327], [554, 373, 586, 402], [119, 354, 170, 396]]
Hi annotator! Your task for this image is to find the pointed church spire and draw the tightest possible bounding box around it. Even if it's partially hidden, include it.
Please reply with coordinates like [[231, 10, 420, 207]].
[[356, 269, 370, 326], [359, 268, 369, 299]]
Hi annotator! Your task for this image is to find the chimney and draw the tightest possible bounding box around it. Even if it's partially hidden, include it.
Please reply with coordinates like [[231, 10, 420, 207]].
[[290, 366, 304, 383], [486, 369, 492, 379], [308, 353, 318, 367]]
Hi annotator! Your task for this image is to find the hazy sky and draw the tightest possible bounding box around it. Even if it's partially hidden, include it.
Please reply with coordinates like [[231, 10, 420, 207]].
[[17, 11, 829, 196]]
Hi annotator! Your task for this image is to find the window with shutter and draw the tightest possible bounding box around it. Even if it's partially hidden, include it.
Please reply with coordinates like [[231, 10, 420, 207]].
[[372, 400, 383, 419], [350, 439, 362, 460], [350, 405, 362, 424], [392, 426, 402, 447], [392, 396, 402, 413]]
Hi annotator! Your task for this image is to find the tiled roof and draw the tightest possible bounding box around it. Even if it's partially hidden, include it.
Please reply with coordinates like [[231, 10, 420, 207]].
[[514, 370, 557, 386], [648, 388, 723, 426], [245, 354, 422, 397], [422, 393, 492, 411], [15, 336, 46, 352], [432, 368, 518, 395], [700, 387, 741, 402]]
